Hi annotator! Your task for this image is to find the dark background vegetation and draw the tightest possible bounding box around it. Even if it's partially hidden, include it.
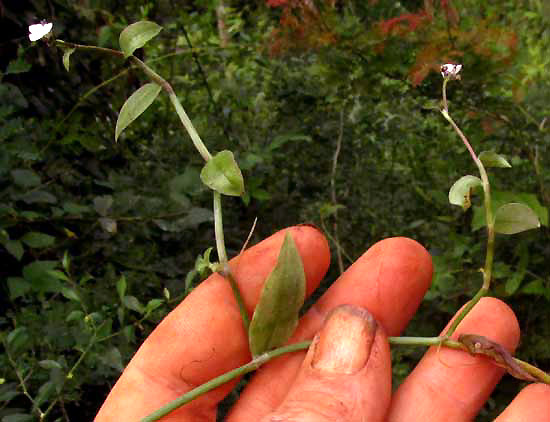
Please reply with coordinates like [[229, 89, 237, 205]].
[[1, 1, 549, 420]]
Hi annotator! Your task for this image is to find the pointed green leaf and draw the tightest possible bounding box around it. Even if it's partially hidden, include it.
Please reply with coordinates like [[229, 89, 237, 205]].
[[39, 360, 63, 370], [479, 151, 511, 168], [4, 240, 24, 261], [11, 169, 41, 188], [116, 276, 127, 301], [493, 203, 541, 234], [21, 232, 55, 248], [200, 150, 244, 196], [61, 287, 81, 302], [449, 175, 482, 210], [119, 21, 162, 58], [62, 48, 76, 71], [122, 295, 145, 314], [248, 233, 306, 357], [115, 83, 161, 141], [47, 270, 70, 282]]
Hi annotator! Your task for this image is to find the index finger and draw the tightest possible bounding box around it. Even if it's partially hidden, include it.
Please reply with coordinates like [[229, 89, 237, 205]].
[[95, 225, 330, 421]]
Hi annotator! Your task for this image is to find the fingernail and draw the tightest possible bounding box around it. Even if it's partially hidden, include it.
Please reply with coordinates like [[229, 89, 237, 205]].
[[311, 304, 377, 375]]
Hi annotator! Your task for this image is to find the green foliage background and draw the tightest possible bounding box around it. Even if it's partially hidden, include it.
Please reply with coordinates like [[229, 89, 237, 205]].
[[1, 1, 549, 420]]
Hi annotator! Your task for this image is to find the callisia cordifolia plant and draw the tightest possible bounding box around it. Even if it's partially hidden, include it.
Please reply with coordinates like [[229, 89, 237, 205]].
[[17, 18, 549, 421]]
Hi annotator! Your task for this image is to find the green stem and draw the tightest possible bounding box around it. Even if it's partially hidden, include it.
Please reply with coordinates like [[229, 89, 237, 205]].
[[54, 39, 252, 323], [41, 325, 101, 420], [213, 192, 249, 329], [5, 345, 43, 419], [141, 341, 312, 422], [213, 192, 227, 267], [388, 336, 445, 346], [444, 286, 489, 336], [440, 81, 495, 338]]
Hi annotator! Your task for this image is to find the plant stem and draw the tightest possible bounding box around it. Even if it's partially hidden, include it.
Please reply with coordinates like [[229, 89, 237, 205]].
[[54, 38, 251, 328], [330, 108, 345, 274], [141, 341, 312, 422], [213, 192, 249, 329], [5, 346, 43, 419], [440, 80, 495, 337], [41, 329, 99, 420]]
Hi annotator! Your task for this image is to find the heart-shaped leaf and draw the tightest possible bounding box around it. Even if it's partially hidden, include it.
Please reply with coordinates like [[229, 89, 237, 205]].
[[200, 150, 244, 196], [449, 175, 482, 210], [115, 83, 161, 141], [479, 151, 511, 168], [248, 233, 306, 357], [21, 232, 55, 248], [119, 21, 162, 58], [493, 202, 541, 234]]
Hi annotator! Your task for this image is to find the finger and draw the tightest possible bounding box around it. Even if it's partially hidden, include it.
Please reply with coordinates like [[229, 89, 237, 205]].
[[260, 305, 392, 422], [228, 237, 433, 420], [387, 297, 521, 421], [494, 383, 550, 422], [95, 225, 330, 421]]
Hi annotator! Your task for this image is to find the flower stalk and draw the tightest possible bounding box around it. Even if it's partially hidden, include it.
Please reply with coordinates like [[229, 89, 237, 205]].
[[439, 65, 494, 337]]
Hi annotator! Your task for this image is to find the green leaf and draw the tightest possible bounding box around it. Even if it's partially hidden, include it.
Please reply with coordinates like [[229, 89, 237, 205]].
[[119, 21, 163, 58], [22, 261, 62, 293], [66, 310, 84, 323], [448, 175, 482, 210], [63, 202, 91, 215], [2, 413, 34, 422], [479, 151, 511, 168], [493, 203, 541, 234], [35, 381, 55, 407], [116, 276, 127, 301], [145, 298, 163, 314], [520, 280, 550, 301], [93, 195, 113, 216], [100, 347, 124, 372], [19, 190, 57, 204], [11, 169, 41, 187], [39, 360, 63, 370], [4, 240, 24, 261], [248, 233, 306, 357], [62, 251, 70, 273], [472, 190, 548, 231], [6, 327, 30, 354], [7, 277, 30, 299], [200, 150, 244, 196], [62, 47, 76, 72], [47, 270, 70, 282], [115, 83, 162, 141], [122, 295, 145, 314], [21, 232, 55, 248], [61, 287, 81, 302], [153, 207, 213, 232]]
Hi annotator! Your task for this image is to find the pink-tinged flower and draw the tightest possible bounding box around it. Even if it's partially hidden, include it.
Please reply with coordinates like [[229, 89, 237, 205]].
[[440, 63, 462, 80], [29, 22, 53, 42]]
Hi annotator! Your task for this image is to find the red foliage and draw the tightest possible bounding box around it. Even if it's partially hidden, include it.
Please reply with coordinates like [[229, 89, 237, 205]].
[[379, 11, 430, 37], [267, 0, 338, 56], [267, 0, 289, 7]]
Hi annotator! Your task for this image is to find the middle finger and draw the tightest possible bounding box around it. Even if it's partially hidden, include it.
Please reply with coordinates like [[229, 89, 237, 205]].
[[227, 236, 433, 421]]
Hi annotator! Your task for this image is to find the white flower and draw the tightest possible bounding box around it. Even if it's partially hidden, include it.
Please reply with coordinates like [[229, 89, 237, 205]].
[[441, 63, 462, 79], [29, 22, 53, 42]]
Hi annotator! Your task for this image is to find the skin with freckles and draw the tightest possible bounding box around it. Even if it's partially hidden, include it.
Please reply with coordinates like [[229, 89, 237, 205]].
[[96, 225, 550, 422]]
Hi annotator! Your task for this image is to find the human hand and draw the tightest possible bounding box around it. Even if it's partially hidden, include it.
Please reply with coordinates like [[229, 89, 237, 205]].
[[95, 226, 550, 421]]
